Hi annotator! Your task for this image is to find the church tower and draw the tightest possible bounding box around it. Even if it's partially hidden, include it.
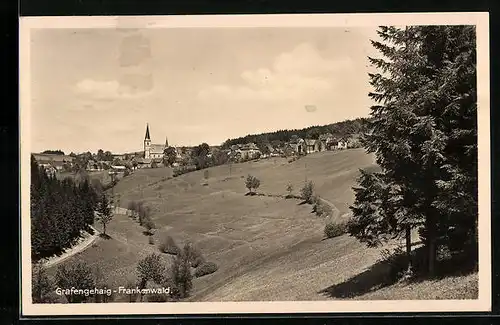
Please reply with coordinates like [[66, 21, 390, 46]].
[[144, 123, 151, 159], [165, 136, 169, 148]]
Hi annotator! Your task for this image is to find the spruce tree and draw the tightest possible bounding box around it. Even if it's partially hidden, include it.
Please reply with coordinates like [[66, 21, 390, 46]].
[[96, 193, 113, 236], [349, 26, 477, 275]]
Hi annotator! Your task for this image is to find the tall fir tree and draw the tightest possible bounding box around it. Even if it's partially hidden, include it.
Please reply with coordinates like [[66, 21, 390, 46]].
[[96, 193, 113, 236], [348, 26, 477, 275]]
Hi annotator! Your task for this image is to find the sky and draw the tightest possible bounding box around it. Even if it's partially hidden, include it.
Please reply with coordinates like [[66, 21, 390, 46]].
[[29, 27, 380, 154]]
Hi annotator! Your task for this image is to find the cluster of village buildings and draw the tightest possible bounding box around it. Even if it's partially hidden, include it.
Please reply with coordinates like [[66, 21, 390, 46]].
[[32, 124, 360, 177]]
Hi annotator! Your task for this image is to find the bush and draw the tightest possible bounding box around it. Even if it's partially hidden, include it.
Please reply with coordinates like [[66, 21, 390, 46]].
[[93, 266, 115, 303], [173, 165, 197, 177], [143, 217, 156, 235], [324, 222, 347, 238], [321, 204, 334, 217], [55, 261, 96, 303], [183, 242, 205, 268], [137, 253, 166, 289], [300, 181, 315, 204], [127, 201, 137, 218], [159, 235, 181, 255], [194, 262, 219, 278], [311, 195, 321, 212], [314, 199, 334, 218], [285, 183, 294, 198], [32, 262, 56, 303], [170, 245, 193, 299], [136, 203, 151, 226], [245, 175, 261, 194]]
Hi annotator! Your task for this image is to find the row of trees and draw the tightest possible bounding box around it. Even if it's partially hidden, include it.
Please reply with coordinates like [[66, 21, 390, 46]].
[[31, 156, 100, 260], [348, 26, 478, 275], [167, 142, 233, 171], [41, 150, 65, 155]]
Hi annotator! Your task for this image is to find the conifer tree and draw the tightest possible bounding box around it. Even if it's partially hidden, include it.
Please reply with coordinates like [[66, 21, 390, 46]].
[[96, 193, 113, 236], [31, 156, 101, 260], [349, 26, 477, 275]]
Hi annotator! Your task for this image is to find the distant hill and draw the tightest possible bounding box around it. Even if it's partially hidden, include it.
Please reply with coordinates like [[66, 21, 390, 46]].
[[221, 117, 370, 148]]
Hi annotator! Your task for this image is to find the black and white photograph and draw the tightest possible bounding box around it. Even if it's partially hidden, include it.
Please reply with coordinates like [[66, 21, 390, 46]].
[[20, 13, 491, 315]]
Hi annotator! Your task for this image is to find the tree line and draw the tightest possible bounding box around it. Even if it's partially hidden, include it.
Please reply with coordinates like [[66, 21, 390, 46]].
[[31, 155, 100, 260], [221, 117, 370, 149], [348, 26, 477, 276]]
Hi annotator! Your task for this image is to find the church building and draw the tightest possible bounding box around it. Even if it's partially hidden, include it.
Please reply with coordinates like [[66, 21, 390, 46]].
[[144, 123, 168, 159]]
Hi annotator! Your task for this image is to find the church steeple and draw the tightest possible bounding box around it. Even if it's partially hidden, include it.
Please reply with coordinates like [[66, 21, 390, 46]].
[[144, 123, 151, 159], [165, 136, 169, 148]]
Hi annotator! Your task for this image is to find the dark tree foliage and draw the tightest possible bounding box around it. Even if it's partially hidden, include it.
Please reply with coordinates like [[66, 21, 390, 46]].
[[190, 143, 211, 170], [31, 155, 98, 260], [221, 118, 370, 149], [348, 26, 477, 275], [163, 146, 177, 166], [41, 150, 65, 155], [55, 261, 96, 303], [137, 253, 166, 291], [32, 262, 56, 303], [170, 244, 194, 299], [96, 193, 113, 236], [245, 175, 261, 194]]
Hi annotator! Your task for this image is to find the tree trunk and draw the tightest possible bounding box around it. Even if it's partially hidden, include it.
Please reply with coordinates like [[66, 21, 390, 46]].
[[405, 225, 412, 272], [426, 213, 437, 276], [103, 223, 106, 236]]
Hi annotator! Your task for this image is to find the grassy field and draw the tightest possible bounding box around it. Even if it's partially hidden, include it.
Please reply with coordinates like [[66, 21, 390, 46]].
[[46, 148, 477, 302]]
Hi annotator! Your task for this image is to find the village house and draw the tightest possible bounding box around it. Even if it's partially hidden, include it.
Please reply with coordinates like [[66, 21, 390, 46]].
[[318, 133, 336, 152], [228, 143, 262, 161], [337, 138, 349, 150], [86, 159, 102, 171], [39, 163, 57, 176], [110, 165, 127, 174], [346, 134, 362, 148], [288, 137, 306, 155], [266, 143, 280, 157], [33, 153, 75, 173], [304, 139, 320, 154], [135, 157, 152, 169], [33, 153, 75, 165], [282, 143, 297, 157]]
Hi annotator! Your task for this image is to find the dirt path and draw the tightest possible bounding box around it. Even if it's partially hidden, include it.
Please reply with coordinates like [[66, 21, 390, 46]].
[[42, 207, 129, 269], [43, 225, 100, 269]]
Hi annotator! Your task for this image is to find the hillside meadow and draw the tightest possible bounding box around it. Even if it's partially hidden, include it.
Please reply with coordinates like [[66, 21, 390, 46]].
[[45, 149, 477, 301]]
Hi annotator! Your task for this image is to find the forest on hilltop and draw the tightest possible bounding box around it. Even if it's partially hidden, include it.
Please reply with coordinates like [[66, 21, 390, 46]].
[[221, 117, 370, 148]]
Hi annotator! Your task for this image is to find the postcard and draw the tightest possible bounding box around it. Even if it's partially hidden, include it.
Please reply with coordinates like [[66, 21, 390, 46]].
[[19, 12, 490, 316]]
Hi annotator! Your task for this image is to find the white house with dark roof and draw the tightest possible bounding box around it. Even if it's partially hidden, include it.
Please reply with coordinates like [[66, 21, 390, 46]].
[[337, 138, 348, 150], [304, 139, 319, 153]]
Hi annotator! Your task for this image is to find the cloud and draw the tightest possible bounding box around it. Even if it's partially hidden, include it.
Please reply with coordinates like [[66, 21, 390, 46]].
[[74, 74, 154, 100], [198, 43, 353, 103]]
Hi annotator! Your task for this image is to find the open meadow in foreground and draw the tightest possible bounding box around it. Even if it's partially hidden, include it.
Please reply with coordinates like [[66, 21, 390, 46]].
[[46, 149, 477, 301]]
